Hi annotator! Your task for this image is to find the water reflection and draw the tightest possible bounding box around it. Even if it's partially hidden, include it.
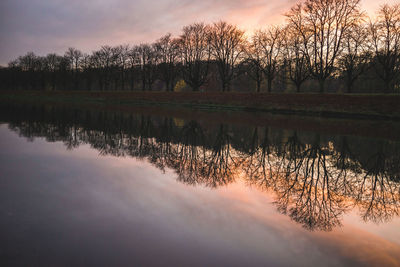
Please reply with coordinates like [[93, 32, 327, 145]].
[[1, 103, 399, 232]]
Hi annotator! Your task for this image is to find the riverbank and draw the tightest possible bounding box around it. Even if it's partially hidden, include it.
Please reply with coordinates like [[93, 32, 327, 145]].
[[1, 91, 400, 141], [1, 90, 400, 120]]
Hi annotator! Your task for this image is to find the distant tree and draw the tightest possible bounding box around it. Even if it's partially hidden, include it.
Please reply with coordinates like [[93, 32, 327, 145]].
[[338, 24, 371, 93], [114, 45, 130, 90], [135, 44, 159, 91], [155, 33, 180, 91], [80, 53, 93, 91], [65, 47, 83, 89], [209, 21, 246, 91], [6, 59, 22, 90], [17, 52, 37, 71], [44, 53, 63, 90], [282, 26, 310, 92], [369, 4, 400, 93], [65, 47, 82, 71], [179, 23, 211, 91], [254, 27, 283, 93], [89, 50, 103, 90], [101, 45, 115, 90], [17, 52, 38, 89], [243, 35, 265, 92], [90, 46, 116, 90], [127, 47, 140, 90], [33, 55, 47, 90], [286, 0, 363, 92]]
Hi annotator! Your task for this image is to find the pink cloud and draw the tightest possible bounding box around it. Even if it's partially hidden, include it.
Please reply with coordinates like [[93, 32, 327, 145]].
[[0, 0, 391, 65]]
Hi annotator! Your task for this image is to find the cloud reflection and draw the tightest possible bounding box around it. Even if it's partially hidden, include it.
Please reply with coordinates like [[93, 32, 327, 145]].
[[1, 122, 400, 266]]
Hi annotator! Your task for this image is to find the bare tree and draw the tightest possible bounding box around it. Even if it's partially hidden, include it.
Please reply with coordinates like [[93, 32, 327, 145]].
[[44, 53, 63, 90], [255, 27, 283, 93], [80, 53, 93, 91], [155, 33, 180, 91], [369, 4, 400, 93], [243, 36, 265, 92], [209, 21, 245, 92], [65, 47, 82, 72], [127, 47, 140, 90], [338, 24, 371, 93], [16, 52, 38, 89], [282, 26, 310, 92], [90, 46, 116, 90], [64, 47, 83, 89], [286, 0, 363, 92], [114, 45, 130, 90], [89, 50, 103, 90], [179, 23, 211, 91], [17, 52, 37, 71], [100, 45, 115, 90], [135, 44, 159, 91]]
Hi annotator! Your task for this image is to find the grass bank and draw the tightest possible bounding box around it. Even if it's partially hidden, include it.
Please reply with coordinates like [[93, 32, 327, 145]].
[[1, 90, 400, 120]]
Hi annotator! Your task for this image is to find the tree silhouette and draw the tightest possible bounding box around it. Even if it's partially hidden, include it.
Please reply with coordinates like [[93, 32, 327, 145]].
[[286, 0, 363, 92], [338, 24, 371, 93], [179, 23, 211, 91], [369, 4, 400, 93], [243, 38, 265, 92], [2, 2, 400, 94], [155, 34, 180, 91], [282, 26, 310, 92], [209, 21, 245, 92], [254, 27, 283, 93]]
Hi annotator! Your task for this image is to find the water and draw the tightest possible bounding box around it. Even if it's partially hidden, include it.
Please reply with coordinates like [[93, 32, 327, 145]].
[[1, 103, 399, 266]]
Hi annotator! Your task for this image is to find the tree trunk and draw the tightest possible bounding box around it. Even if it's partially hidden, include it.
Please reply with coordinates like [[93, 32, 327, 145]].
[[318, 79, 325, 93], [347, 82, 353, 94], [296, 83, 301, 93], [142, 78, 146, 91], [165, 80, 170, 91], [345, 75, 354, 94], [267, 78, 272, 93], [383, 80, 392, 94]]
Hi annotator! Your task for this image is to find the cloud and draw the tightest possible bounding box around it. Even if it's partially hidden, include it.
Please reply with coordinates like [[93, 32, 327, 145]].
[[0, 0, 389, 65]]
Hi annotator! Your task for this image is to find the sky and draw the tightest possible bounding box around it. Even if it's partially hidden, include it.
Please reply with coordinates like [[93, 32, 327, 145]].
[[0, 0, 391, 66]]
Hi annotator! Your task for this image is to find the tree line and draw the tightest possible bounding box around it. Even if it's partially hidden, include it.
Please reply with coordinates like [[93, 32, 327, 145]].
[[1, 1, 399, 93]]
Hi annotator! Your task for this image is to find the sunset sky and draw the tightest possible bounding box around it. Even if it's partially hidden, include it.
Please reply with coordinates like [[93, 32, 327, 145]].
[[0, 0, 390, 66]]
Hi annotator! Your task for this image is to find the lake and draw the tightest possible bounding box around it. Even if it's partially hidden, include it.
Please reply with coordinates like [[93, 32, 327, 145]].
[[1, 103, 399, 266]]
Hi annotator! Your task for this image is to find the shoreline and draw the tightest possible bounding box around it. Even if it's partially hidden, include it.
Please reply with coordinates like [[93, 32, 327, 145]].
[[1, 90, 400, 141], [1, 90, 400, 120]]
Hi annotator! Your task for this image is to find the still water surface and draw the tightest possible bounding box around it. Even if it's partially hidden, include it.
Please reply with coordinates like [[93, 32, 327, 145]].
[[0, 104, 400, 266]]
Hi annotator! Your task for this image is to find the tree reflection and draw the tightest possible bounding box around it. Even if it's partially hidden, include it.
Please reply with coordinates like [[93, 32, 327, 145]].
[[243, 132, 347, 231], [169, 120, 207, 185], [243, 127, 275, 189], [274, 135, 347, 231], [356, 148, 400, 223], [2, 103, 400, 231]]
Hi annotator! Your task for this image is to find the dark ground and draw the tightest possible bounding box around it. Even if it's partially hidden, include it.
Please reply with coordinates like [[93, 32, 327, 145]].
[[1, 90, 400, 119]]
